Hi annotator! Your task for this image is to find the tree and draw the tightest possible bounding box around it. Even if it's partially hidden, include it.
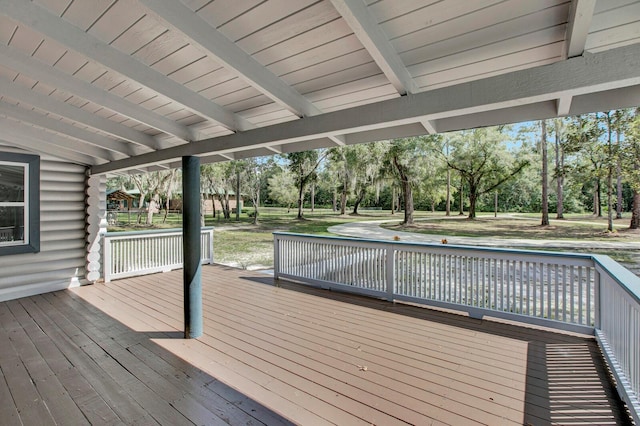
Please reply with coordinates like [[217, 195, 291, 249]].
[[444, 127, 529, 219], [541, 120, 550, 226], [444, 141, 452, 216], [386, 136, 439, 225], [613, 109, 633, 219], [285, 150, 327, 219], [350, 143, 386, 215], [240, 157, 272, 224], [553, 118, 567, 219], [267, 167, 298, 212], [130, 170, 175, 225], [201, 163, 233, 219], [566, 114, 605, 217], [621, 109, 640, 228], [327, 147, 352, 215]]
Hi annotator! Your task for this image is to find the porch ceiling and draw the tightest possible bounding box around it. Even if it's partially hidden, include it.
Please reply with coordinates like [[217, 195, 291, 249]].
[[0, 0, 639, 174]]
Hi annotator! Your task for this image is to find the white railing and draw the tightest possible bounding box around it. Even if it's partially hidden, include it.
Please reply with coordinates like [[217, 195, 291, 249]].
[[273, 232, 640, 423], [594, 256, 640, 424], [274, 232, 596, 331], [103, 227, 214, 282]]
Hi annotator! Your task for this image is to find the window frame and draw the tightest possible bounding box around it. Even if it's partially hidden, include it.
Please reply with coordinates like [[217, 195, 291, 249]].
[[0, 152, 40, 255]]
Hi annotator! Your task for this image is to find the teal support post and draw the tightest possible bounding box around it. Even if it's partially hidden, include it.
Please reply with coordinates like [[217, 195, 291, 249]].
[[183, 156, 202, 338]]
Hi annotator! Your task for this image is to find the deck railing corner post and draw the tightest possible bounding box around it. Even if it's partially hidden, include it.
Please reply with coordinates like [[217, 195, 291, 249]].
[[594, 268, 602, 329], [103, 234, 111, 283], [208, 228, 214, 265]]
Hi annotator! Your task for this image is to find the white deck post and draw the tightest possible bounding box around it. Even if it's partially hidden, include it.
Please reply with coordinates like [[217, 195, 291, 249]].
[[385, 245, 394, 301], [86, 173, 106, 283]]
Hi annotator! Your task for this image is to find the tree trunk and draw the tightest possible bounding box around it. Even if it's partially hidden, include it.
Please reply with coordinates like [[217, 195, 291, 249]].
[[297, 180, 304, 219], [310, 183, 315, 212], [608, 163, 614, 231], [541, 120, 550, 226], [332, 188, 337, 212], [352, 189, 365, 215], [445, 170, 451, 216], [340, 182, 347, 216], [631, 191, 640, 229], [235, 169, 241, 222], [222, 192, 230, 219], [596, 180, 602, 217], [403, 181, 414, 225], [555, 121, 564, 219], [606, 113, 614, 231], [392, 155, 413, 225], [616, 129, 623, 219], [468, 184, 478, 219], [459, 176, 464, 215], [253, 189, 260, 225], [391, 187, 395, 215]]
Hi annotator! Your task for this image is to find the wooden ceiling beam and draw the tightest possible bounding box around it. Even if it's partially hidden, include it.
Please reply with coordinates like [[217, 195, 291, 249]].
[[330, 0, 418, 95], [565, 0, 597, 58]]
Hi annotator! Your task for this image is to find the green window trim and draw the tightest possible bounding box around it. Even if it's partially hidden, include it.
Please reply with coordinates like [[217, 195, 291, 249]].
[[0, 152, 40, 255]]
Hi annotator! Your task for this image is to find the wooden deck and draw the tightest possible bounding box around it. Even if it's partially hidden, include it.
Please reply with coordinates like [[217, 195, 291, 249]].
[[0, 265, 631, 425]]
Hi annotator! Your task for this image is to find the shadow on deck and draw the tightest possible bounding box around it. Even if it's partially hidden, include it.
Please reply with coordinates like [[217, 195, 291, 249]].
[[0, 264, 632, 425]]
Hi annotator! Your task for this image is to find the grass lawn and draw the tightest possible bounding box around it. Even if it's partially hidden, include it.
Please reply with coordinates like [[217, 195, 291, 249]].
[[382, 213, 640, 241], [107, 209, 640, 269]]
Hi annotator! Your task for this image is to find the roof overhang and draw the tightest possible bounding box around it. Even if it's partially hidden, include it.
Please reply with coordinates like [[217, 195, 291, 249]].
[[0, 0, 637, 174]]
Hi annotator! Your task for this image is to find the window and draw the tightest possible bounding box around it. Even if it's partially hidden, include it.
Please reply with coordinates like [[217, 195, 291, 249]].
[[0, 152, 39, 255]]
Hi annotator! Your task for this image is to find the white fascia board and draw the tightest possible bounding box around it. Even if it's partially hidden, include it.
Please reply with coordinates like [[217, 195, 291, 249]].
[[0, 43, 194, 142], [139, 0, 321, 118], [91, 42, 640, 174], [0, 0, 254, 132]]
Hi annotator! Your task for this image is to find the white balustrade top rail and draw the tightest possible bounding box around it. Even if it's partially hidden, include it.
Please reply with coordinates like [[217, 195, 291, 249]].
[[273, 232, 640, 423], [103, 227, 213, 282]]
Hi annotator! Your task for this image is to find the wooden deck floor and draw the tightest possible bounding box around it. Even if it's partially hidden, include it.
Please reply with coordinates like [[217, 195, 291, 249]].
[[0, 265, 631, 425]]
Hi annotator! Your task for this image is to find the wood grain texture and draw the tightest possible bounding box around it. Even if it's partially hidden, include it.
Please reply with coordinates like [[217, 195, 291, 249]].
[[0, 264, 632, 424]]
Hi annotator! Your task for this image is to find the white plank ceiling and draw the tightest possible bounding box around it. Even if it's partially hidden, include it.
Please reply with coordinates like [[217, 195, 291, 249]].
[[0, 0, 639, 173]]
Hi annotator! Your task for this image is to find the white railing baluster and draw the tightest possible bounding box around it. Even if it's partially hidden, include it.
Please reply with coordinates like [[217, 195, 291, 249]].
[[102, 227, 214, 282]]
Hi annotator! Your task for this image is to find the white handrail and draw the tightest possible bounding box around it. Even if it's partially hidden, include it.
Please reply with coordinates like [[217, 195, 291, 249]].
[[273, 232, 640, 423], [103, 227, 214, 282]]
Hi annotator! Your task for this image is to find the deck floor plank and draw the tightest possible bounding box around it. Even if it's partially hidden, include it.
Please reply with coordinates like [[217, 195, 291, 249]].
[[0, 265, 631, 425], [4, 299, 92, 426], [21, 294, 158, 425], [49, 289, 283, 426]]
